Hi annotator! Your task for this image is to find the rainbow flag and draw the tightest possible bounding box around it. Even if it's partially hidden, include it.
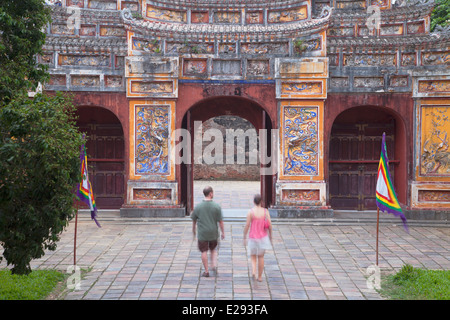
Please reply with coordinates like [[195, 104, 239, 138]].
[[376, 133, 408, 231], [76, 144, 101, 227]]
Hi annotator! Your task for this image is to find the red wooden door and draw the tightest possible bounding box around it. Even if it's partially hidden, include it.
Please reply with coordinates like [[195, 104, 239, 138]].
[[79, 123, 125, 209], [329, 122, 396, 210]]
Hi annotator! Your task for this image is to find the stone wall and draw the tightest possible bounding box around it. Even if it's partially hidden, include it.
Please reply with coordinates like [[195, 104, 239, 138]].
[[194, 116, 260, 180]]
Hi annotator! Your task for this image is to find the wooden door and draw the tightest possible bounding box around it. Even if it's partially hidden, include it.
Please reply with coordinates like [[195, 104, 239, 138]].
[[79, 123, 125, 209], [329, 122, 396, 210]]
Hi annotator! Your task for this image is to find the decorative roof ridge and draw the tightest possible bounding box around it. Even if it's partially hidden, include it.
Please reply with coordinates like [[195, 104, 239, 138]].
[[146, 0, 308, 9], [328, 32, 449, 48], [121, 6, 333, 40], [49, 5, 122, 22], [392, 0, 435, 8], [432, 24, 450, 36], [43, 34, 127, 53], [331, 0, 435, 20]]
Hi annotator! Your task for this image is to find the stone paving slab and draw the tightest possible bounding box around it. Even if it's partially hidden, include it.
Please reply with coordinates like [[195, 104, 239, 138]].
[[194, 180, 259, 210], [2, 217, 448, 301]]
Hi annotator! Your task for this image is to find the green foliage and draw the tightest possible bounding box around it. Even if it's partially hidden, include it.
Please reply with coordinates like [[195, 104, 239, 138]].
[[293, 39, 306, 50], [392, 264, 417, 282], [381, 264, 450, 300], [0, 0, 51, 106], [0, 268, 66, 300], [431, 0, 450, 31], [0, 93, 84, 275]]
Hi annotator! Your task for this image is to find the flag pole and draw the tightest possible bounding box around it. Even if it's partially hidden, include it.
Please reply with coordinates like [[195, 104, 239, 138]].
[[376, 207, 380, 266], [74, 202, 79, 266]]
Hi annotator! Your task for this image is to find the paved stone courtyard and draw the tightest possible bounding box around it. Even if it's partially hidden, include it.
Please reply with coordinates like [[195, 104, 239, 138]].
[[1, 181, 449, 301], [9, 215, 448, 300]]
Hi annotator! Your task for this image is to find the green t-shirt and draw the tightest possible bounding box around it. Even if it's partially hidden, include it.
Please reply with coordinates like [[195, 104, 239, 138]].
[[191, 200, 223, 241]]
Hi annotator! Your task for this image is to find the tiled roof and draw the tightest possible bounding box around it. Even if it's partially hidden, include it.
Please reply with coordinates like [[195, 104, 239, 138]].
[[331, 0, 435, 25], [328, 25, 450, 51], [146, 0, 309, 9], [43, 35, 127, 54], [121, 6, 333, 41]]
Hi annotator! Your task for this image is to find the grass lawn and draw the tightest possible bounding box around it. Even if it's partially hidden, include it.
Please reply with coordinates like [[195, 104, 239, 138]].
[[0, 268, 68, 300], [380, 264, 450, 300]]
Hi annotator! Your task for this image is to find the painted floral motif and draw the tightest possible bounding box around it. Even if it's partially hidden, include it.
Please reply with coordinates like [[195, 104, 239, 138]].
[[401, 53, 416, 66], [247, 60, 269, 76], [268, 6, 307, 23], [191, 11, 209, 23], [49, 75, 66, 86], [283, 189, 320, 201], [131, 81, 173, 94], [214, 11, 240, 24], [134, 188, 172, 200], [135, 106, 170, 175], [132, 38, 161, 54], [371, 0, 389, 7], [105, 76, 123, 87], [421, 52, 450, 66], [88, 0, 116, 10], [343, 54, 396, 67], [246, 11, 262, 24], [336, 0, 366, 9], [166, 42, 213, 54], [283, 107, 318, 176], [241, 43, 288, 55], [100, 26, 126, 37], [418, 190, 450, 202], [67, 0, 84, 8], [183, 60, 207, 75], [59, 54, 110, 67], [147, 6, 186, 22], [71, 75, 100, 87], [281, 82, 322, 95]]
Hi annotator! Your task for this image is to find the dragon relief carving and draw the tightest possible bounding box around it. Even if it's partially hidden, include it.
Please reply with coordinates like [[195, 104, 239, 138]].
[[421, 108, 450, 175]]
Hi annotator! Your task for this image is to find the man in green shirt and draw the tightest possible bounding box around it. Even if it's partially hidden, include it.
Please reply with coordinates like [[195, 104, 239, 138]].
[[191, 186, 225, 277]]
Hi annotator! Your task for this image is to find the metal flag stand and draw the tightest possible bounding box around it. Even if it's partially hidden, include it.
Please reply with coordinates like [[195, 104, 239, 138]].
[[376, 208, 380, 266], [74, 202, 79, 266]]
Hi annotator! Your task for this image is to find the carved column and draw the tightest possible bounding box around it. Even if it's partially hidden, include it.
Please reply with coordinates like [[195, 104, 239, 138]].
[[411, 69, 450, 216], [120, 35, 184, 217], [272, 55, 333, 217]]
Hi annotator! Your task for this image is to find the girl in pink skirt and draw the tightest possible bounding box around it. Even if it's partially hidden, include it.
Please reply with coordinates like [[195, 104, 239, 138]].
[[243, 194, 273, 282]]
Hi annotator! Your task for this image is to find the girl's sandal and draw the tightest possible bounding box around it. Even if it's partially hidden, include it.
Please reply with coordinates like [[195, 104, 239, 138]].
[[202, 272, 210, 277]]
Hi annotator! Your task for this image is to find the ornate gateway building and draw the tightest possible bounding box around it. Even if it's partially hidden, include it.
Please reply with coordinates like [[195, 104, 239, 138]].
[[43, 0, 449, 218]]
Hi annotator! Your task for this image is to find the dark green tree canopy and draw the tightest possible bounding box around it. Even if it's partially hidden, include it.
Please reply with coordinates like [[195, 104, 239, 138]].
[[431, 0, 450, 31], [0, 0, 50, 105], [0, 93, 84, 275], [0, 1, 84, 275]]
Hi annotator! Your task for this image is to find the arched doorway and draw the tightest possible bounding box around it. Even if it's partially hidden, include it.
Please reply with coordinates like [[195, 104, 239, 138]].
[[193, 115, 260, 212], [179, 96, 275, 214], [76, 106, 125, 209], [328, 106, 406, 211]]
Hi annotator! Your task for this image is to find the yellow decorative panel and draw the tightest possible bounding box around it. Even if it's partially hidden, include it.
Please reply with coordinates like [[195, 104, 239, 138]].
[[278, 79, 326, 99], [279, 100, 324, 181], [128, 100, 176, 181], [127, 78, 177, 98], [418, 103, 450, 179], [418, 80, 450, 94]]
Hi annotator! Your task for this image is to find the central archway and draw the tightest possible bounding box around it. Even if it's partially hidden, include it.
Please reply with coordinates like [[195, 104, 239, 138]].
[[178, 96, 275, 214]]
